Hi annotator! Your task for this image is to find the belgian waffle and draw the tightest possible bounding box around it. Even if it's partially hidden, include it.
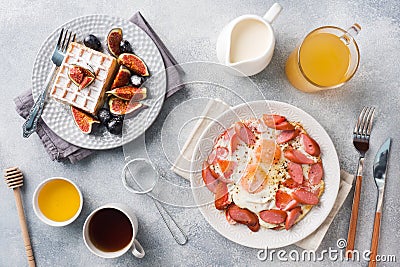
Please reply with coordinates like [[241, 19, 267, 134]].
[[50, 42, 118, 115]]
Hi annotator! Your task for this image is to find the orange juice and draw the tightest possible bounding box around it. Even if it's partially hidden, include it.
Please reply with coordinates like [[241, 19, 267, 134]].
[[285, 25, 360, 93], [299, 33, 350, 87], [38, 179, 81, 222]]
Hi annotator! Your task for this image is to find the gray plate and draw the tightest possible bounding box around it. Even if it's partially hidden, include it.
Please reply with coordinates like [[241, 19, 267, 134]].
[[32, 14, 166, 150]]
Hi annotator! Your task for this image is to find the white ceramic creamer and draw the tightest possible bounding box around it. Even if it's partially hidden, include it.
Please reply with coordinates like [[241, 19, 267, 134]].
[[216, 3, 282, 76]]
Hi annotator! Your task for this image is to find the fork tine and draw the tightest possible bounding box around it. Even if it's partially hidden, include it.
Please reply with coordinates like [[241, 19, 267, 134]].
[[64, 31, 73, 52], [60, 30, 69, 51], [360, 107, 373, 136], [365, 107, 375, 136], [63, 31, 72, 52], [72, 33, 76, 42], [354, 106, 367, 134], [56, 28, 64, 49]]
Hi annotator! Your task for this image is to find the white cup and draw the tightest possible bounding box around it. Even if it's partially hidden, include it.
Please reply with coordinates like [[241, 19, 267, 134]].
[[32, 177, 83, 227], [216, 3, 282, 76], [83, 203, 145, 259]]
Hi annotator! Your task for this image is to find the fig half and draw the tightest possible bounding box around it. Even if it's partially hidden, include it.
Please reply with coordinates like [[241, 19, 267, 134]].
[[117, 53, 149, 76], [107, 28, 123, 57], [71, 106, 100, 134], [111, 66, 131, 89], [109, 97, 146, 116], [106, 86, 147, 101], [68, 64, 95, 91]]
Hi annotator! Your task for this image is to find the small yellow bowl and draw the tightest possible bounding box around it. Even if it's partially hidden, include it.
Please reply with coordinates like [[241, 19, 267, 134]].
[[32, 177, 83, 227]]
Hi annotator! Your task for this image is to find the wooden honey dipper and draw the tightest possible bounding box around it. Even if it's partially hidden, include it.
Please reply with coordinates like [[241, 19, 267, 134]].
[[4, 167, 36, 267]]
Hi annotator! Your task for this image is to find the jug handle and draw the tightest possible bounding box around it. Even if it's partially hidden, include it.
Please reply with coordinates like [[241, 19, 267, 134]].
[[263, 3, 282, 24]]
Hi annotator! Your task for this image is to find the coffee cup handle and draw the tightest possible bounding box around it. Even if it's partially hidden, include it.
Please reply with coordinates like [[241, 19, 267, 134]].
[[131, 239, 145, 258], [263, 3, 282, 24]]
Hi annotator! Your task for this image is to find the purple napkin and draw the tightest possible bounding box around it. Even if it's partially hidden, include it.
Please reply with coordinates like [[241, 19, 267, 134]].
[[14, 12, 183, 163]]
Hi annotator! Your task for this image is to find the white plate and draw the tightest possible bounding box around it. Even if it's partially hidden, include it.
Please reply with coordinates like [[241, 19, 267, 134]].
[[190, 100, 340, 249], [32, 15, 166, 150]]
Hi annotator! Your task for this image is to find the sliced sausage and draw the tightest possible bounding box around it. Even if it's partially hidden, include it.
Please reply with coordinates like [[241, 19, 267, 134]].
[[260, 209, 287, 224], [227, 204, 259, 226], [207, 149, 217, 164], [217, 159, 237, 179], [282, 199, 299, 211], [308, 162, 324, 185], [234, 122, 256, 145], [287, 162, 304, 184], [284, 148, 316, 164], [248, 220, 260, 232], [277, 129, 300, 144], [275, 121, 295, 130], [275, 190, 293, 209], [201, 162, 218, 193], [282, 178, 300, 189], [229, 133, 240, 153], [301, 133, 321, 157], [214, 182, 230, 210], [285, 207, 302, 230], [225, 209, 237, 224], [262, 114, 286, 128], [292, 188, 319, 205], [215, 147, 229, 159]]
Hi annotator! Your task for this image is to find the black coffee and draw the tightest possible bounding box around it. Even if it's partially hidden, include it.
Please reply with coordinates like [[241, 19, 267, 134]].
[[89, 208, 133, 252]]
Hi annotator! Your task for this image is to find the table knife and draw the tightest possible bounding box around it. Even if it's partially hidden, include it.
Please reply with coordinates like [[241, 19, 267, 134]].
[[368, 138, 391, 267]]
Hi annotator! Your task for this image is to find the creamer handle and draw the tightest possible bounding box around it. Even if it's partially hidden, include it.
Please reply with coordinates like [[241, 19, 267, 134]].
[[263, 3, 282, 24]]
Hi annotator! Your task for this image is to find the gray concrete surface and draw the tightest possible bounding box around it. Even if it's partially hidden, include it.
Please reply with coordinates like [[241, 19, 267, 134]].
[[1, 0, 399, 266]]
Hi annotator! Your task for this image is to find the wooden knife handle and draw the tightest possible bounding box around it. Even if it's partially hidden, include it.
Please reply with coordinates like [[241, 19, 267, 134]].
[[368, 212, 382, 267], [345, 175, 362, 258], [14, 189, 36, 267]]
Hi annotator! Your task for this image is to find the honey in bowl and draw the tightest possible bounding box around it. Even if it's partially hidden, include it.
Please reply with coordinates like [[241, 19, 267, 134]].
[[38, 179, 81, 222]]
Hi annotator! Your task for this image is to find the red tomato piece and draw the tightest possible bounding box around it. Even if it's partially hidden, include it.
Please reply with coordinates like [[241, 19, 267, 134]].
[[275, 190, 293, 209]]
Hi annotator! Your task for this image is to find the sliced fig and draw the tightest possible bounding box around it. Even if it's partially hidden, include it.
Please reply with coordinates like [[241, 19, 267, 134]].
[[118, 53, 149, 76], [107, 28, 123, 57], [111, 66, 131, 89], [108, 97, 146, 116], [71, 106, 99, 134], [106, 86, 147, 101], [68, 64, 95, 90], [79, 76, 95, 90]]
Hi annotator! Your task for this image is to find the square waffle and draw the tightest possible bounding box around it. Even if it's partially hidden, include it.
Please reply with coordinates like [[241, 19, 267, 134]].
[[50, 42, 118, 115]]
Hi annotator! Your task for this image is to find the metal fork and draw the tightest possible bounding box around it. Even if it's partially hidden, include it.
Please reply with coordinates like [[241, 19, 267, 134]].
[[346, 106, 376, 258], [22, 28, 76, 138]]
